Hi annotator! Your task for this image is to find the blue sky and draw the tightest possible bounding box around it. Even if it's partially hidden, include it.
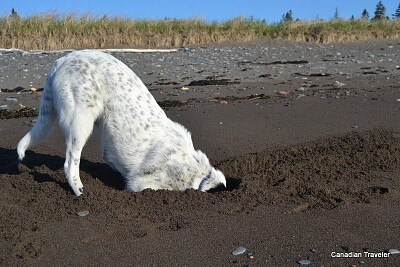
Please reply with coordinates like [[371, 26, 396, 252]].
[[2, 0, 400, 22]]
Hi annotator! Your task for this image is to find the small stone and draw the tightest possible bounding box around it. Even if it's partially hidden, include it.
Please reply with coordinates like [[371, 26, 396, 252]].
[[358, 260, 365, 264], [386, 248, 400, 254], [5, 97, 18, 101], [0, 104, 10, 110], [219, 100, 228, 104], [232, 247, 246, 255], [296, 87, 306, 92], [309, 249, 317, 253], [341, 246, 350, 251], [296, 259, 311, 265], [277, 91, 290, 95], [396, 99, 400, 102], [247, 253, 254, 259], [76, 210, 89, 217], [352, 126, 359, 129], [333, 81, 346, 87], [180, 87, 189, 91], [167, 93, 179, 96]]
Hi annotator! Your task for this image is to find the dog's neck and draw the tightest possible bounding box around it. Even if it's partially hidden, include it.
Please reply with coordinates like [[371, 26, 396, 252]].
[[198, 170, 212, 191]]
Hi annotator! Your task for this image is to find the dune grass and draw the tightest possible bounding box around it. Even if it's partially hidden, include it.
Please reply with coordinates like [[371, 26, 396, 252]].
[[1, 13, 400, 50]]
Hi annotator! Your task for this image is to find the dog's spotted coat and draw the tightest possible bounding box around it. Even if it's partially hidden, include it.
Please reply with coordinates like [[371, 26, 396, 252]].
[[18, 50, 226, 196]]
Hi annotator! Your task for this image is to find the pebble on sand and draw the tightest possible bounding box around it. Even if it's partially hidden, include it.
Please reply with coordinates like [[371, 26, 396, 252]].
[[277, 91, 290, 95], [231, 247, 246, 255], [5, 97, 17, 101], [341, 246, 351, 252], [296, 259, 311, 265], [333, 81, 346, 87], [0, 104, 10, 110], [76, 210, 89, 217], [386, 248, 400, 254]]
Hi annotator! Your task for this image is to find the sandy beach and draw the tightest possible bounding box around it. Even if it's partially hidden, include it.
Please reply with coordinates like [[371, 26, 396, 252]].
[[0, 38, 399, 266]]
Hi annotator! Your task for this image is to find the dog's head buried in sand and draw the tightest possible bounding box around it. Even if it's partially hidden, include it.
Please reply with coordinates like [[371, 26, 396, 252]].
[[17, 50, 226, 196]]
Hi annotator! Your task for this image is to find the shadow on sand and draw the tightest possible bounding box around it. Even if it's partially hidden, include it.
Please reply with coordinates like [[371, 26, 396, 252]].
[[0, 147, 126, 193]]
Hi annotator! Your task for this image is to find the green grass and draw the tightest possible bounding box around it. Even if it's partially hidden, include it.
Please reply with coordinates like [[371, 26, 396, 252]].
[[1, 13, 400, 50]]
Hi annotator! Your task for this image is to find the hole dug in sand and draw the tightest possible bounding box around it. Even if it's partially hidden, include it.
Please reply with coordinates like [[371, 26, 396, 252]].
[[208, 177, 242, 193]]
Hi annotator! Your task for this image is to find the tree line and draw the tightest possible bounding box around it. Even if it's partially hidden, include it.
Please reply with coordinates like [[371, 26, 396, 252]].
[[283, 1, 400, 22]]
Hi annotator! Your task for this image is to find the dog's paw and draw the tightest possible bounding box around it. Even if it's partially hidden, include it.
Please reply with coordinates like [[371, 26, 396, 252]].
[[71, 182, 83, 196], [73, 187, 83, 196]]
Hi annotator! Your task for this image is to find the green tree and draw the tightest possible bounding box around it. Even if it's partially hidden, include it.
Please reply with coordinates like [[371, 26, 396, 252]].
[[282, 10, 293, 22], [373, 1, 387, 20], [333, 7, 339, 19], [11, 8, 19, 18], [393, 3, 400, 18], [361, 9, 370, 20]]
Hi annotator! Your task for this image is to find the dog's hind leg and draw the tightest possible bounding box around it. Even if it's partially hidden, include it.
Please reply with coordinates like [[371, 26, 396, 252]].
[[61, 108, 98, 196], [17, 86, 57, 160]]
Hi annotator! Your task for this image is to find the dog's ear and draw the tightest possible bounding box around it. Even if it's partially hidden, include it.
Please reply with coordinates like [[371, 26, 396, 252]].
[[212, 168, 226, 188], [199, 168, 226, 192]]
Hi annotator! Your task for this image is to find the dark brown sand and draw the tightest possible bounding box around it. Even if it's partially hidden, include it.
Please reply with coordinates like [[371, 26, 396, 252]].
[[0, 39, 399, 266]]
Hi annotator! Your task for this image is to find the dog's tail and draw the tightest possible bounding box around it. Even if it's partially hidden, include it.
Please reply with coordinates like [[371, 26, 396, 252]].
[[17, 79, 57, 160]]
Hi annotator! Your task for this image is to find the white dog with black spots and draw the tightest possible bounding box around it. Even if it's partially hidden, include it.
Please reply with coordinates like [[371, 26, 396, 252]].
[[18, 50, 226, 196]]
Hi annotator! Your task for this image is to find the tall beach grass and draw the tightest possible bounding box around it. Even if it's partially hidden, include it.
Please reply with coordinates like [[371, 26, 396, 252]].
[[1, 13, 400, 50]]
